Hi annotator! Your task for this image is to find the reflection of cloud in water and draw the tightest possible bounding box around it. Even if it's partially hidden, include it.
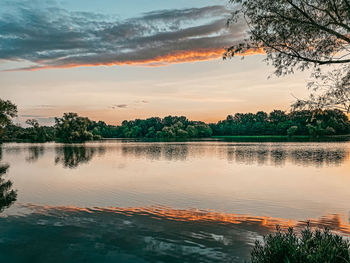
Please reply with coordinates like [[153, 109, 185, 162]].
[[1, 205, 349, 263], [54, 145, 106, 168]]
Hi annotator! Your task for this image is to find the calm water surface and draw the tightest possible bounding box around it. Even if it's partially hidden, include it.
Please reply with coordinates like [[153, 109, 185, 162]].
[[1, 140, 350, 262]]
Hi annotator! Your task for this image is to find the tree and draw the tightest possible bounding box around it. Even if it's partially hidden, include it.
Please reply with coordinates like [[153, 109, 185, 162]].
[[0, 99, 17, 140], [24, 119, 54, 142], [226, 0, 350, 75], [55, 113, 94, 143], [292, 65, 350, 113], [225, 0, 350, 113], [25, 119, 40, 129]]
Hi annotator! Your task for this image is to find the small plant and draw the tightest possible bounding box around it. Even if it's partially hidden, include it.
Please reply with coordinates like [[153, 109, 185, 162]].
[[251, 224, 350, 263]]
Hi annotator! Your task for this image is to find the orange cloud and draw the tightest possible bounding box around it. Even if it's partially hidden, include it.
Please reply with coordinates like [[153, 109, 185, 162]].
[[13, 48, 265, 71]]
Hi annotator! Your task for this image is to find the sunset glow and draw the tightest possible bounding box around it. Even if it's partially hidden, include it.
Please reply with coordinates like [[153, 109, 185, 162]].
[[0, 0, 311, 125]]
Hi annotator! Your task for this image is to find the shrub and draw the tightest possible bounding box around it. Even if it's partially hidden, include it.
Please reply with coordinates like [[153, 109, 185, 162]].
[[251, 225, 350, 263], [287, 126, 298, 137]]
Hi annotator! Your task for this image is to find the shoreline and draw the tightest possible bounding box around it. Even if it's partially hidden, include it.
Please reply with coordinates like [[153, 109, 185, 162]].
[[2, 135, 350, 144]]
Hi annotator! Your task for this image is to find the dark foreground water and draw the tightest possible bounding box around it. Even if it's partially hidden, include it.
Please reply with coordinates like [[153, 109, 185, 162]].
[[1, 140, 350, 262]]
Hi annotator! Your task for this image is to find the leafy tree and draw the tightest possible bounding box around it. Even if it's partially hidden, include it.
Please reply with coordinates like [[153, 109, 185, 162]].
[[24, 119, 54, 142], [269, 110, 288, 124], [25, 119, 39, 129], [225, 0, 350, 112], [292, 66, 350, 113], [0, 99, 17, 128], [226, 0, 350, 75], [287, 126, 298, 137], [0, 99, 17, 141], [55, 113, 94, 143]]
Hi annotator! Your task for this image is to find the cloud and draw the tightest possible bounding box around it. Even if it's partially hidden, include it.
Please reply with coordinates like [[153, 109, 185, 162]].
[[0, 1, 253, 71], [18, 115, 55, 126], [20, 114, 43, 118], [112, 104, 128, 109]]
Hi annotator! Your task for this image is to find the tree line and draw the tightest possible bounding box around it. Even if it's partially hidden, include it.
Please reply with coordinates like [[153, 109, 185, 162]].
[[1, 99, 350, 143]]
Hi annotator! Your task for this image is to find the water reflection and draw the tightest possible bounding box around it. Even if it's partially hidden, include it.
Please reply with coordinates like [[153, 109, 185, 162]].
[[121, 144, 189, 161], [3, 141, 349, 168], [54, 145, 106, 168], [1, 205, 349, 263], [226, 145, 348, 167], [119, 143, 349, 167], [0, 147, 17, 212], [26, 146, 45, 163]]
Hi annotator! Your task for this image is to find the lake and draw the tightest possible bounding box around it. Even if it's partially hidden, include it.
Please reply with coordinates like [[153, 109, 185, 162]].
[[1, 140, 350, 262]]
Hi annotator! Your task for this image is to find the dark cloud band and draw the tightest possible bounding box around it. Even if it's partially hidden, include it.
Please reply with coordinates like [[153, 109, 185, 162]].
[[0, 1, 249, 70]]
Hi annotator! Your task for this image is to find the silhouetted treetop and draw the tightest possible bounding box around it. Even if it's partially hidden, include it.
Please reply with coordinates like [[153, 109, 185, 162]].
[[225, 0, 350, 75], [0, 99, 17, 129]]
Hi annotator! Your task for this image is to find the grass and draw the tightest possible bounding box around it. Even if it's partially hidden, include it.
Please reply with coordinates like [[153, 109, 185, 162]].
[[212, 135, 350, 142], [250, 225, 350, 263]]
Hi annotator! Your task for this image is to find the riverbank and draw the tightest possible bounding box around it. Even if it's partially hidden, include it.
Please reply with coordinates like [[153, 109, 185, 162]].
[[212, 135, 350, 142], [2, 134, 350, 144]]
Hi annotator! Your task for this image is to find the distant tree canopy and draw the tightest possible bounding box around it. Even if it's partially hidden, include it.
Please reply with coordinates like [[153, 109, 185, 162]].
[[225, 0, 350, 113], [1, 98, 349, 143], [115, 116, 213, 139], [211, 109, 350, 137]]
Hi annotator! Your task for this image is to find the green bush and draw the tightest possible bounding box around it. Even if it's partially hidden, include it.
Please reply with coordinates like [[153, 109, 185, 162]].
[[251, 225, 350, 263], [287, 126, 298, 137]]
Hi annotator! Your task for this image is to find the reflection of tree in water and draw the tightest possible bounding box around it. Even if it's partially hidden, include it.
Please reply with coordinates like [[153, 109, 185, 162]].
[[55, 145, 106, 168], [120, 143, 348, 166], [0, 147, 17, 212], [25, 146, 45, 163], [121, 144, 188, 161], [227, 145, 348, 167]]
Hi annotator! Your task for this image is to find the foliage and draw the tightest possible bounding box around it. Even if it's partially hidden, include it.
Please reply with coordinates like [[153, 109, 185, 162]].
[[292, 65, 350, 113], [211, 109, 350, 137], [251, 225, 350, 263], [115, 116, 212, 139], [1, 124, 55, 143], [1, 98, 349, 142], [287, 126, 298, 137], [55, 113, 95, 143], [0, 99, 17, 141], [0, 99, 17, 128], [225, 0, 350, 76], [24, 119, 55, 142], [225, 0, 350, 114]]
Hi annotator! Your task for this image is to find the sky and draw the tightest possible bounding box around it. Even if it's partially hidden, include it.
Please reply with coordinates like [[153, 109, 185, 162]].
[[0, 0, 310, 125]]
